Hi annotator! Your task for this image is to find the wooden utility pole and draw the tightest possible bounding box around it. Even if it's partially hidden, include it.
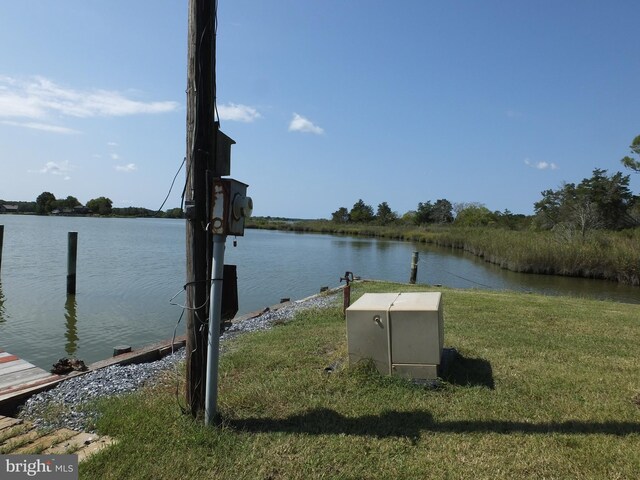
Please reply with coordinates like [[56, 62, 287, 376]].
[[185, 0, 218, 417]]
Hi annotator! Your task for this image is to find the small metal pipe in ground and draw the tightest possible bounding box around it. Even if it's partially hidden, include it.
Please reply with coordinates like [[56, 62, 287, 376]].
[[205, 234, 226, 426]]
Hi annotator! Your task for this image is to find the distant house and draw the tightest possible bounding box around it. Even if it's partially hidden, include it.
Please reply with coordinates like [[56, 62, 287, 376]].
[[52, 205, 91, 216], [73, 205, 90, 215], [0, 204, 19, 214]]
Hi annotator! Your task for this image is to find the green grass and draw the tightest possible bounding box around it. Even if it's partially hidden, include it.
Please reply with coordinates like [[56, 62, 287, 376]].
[[82, 282, 640, 479]]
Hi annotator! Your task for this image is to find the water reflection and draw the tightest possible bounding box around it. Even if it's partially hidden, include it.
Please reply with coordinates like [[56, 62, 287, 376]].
[[64, 295, 78, 356], [331, 238, 374, 250], [0, 282, 5, 324], [415, 243, 640, 304], [375, 240, 392, 252]]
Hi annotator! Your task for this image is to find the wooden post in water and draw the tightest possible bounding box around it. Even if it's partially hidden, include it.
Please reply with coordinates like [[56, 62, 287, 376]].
[[67, 232, 78, 295], [409, 251, 419, 284], [0, 225, 3, 275]]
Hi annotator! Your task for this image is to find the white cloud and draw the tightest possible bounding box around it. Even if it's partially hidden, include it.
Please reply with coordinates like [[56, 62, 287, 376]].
[[107, 141, 119, 147], [1, 120, 80, 134], [0, 75, 179, 122], [29, 160, 73, 176], [0, 92, 44, 118], [217, 103, 261, 122], [524, 158, 558, 170], [110, 153, 120, 160], [115, 163, 137, 172], [289, 113, 324, 134]]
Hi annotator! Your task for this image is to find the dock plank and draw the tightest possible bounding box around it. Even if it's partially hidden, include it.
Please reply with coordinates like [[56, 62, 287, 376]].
[[0, 368, 53, 390], [0, 351, 57, 396], [0, 337, 185, 413], [0, 359, 33, 375], [0, 353, 20, 364]]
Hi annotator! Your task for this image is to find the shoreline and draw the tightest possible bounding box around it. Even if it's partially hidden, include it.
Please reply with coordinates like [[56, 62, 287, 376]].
[[16, 289, 341, 432]]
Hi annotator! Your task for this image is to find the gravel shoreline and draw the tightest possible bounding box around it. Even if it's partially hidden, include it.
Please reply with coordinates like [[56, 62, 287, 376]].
[[18, 292, 339, 432]]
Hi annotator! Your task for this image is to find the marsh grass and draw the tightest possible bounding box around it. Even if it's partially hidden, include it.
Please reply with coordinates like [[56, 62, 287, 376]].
[[248, 220, 640, 285], [82, 282, 640, 479]]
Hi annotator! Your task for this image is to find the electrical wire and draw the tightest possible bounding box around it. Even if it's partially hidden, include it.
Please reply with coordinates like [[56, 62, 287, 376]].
[[441, 269, 496, 289], [417, 257, 496, 289], [213, 0, 219, 125], [154, 157, 186, 216], [169, 281, 212, 313], [170, 309, 188, 414], [180, 160, 191, 211], [168, 281, 211, 415]]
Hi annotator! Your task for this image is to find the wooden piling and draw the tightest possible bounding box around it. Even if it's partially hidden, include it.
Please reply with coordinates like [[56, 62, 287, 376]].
[[0, 225, 3, 275], [409, 251, 419, 284], [67, 232, 78, 295]]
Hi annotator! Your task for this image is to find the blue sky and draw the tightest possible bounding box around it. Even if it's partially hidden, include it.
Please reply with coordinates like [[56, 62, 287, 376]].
[[1, 1, 639, 218]]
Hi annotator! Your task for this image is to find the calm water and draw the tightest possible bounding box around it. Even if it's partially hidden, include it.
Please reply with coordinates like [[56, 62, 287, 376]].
[[0, 215, 638, 369]]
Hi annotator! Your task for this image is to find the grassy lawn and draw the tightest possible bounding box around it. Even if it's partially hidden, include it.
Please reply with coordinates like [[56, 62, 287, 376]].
[[82, 281, 640, 479]]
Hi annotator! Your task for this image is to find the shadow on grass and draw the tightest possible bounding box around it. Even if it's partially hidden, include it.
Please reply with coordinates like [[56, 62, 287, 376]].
[[442, 351, 495, 389], [228, 408, 640, 441]]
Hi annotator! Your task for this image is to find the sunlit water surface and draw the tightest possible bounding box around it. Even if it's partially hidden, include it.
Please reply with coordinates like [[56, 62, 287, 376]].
[[0, 216, 637, 368]]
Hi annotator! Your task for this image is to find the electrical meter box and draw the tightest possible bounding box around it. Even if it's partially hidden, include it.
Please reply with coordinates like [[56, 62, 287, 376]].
[[346, 292, 443, 380], [213, 129, 235, 177], [210, 178, 252, 236]]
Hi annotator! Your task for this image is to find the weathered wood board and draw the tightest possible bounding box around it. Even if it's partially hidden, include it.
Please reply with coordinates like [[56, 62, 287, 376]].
[[0, 351, 60, 397], [0, 415, 115, 460]]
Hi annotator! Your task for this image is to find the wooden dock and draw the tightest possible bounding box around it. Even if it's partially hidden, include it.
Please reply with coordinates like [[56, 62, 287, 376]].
[[0, 337, 188, 414], [0, 350, 62, 402]]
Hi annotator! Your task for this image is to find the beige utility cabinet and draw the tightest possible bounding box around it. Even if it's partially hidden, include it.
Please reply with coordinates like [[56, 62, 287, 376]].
[[346, 292, 443, 380]]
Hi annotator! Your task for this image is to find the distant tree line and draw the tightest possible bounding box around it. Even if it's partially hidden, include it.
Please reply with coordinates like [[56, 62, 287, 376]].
[[331, 167, 638, 235], [35, 191, 82, 214], [6, 136, 639, 227], [0, 192, 184, 218], [534, 168, 638, 238], [329, 136, 640, 234], [331, 198, 528, 229]]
